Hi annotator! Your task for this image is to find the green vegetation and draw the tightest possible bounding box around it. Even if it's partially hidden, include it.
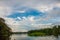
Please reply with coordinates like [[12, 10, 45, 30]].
[[0, 18, 12, 36], [28, 25, 60, 37], [58, 25, 60, 35], [12, 32, 27, 34], [28, 32, 46, 36]]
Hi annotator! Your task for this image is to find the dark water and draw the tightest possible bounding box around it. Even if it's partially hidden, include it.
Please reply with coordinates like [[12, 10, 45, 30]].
[[0, 36, 11, 40], [0, 34, 60, 40]]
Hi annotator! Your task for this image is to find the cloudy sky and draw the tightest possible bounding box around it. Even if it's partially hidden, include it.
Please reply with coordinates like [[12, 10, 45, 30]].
[[0, 0, 60, 32]]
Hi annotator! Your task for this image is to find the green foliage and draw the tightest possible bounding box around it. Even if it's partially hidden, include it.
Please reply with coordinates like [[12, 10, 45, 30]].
[[28, 25, 60, 36], [58, 25, 60, 35], [52, 26, 58, 36], [28, 32, 46, 36], [28, 28, 52, 36], [0, 18, 12, 36]]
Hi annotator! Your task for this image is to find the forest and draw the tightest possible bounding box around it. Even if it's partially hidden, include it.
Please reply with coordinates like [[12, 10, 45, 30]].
[[28, 25, 60, 37]]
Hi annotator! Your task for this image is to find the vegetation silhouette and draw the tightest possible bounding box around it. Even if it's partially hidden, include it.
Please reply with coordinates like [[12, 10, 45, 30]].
[[0, 18, 12, 36], [0, 36, 11, 40], [28, 25, 60, 37]]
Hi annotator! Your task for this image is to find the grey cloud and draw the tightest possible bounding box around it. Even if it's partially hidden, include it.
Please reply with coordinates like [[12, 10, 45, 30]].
[[47, 7, 60, 18], [0, 0, 59, 7], [0, 0, 60, 32]]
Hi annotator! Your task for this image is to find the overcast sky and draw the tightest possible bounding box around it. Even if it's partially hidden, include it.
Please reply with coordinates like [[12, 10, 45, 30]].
[[0, 0, 60, 32]]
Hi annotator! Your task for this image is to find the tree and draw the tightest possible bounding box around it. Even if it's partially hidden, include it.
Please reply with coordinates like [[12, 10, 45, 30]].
[[52, 25, 58, 37], [58, 25, 60, 35], [0, 18, 12, 36]]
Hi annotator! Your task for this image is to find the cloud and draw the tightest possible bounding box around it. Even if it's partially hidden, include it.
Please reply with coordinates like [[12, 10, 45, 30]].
[[55, 3, 60, 7], [17, 17, 21, 20], [1, 0, 60, 12], [0, 0, 60, 32], [0, 0, 60, 14], [4, 16, 53, 32], [28, 16, 35, 22], [14, 9, 26, 13], [0, 6, 12, 17]]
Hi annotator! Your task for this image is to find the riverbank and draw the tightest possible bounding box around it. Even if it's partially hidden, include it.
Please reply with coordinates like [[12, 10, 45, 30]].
[[28, 25, 60, 36]]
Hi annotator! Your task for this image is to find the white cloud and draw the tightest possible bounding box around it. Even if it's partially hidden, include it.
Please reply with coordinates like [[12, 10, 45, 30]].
[[28, 16, 35, 22], [22, 17, 27, 20], [4, 17, 18, 25], [0, 6, 12, 17], [0, 0, 60, 32], [17, 17, 21, 20], [0, 0, 60, 13], [34, 5, 53, 12], [0, 0, 60, 12], [4, 16, 53, 32], [16, 10, 26, 13], [54, 3, 60, 7]]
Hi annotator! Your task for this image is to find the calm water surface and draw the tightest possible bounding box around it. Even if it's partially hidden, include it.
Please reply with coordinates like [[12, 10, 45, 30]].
[[10, 34, 60, 40]]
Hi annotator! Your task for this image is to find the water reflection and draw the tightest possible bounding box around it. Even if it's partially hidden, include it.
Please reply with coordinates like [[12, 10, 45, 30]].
[[0, 36, 11, 40], [10, 34, 60, 40], [0, 34, 60, 40]]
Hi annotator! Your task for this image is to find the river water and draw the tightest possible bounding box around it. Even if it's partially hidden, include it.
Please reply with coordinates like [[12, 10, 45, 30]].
[[10, 34, 60, 40]]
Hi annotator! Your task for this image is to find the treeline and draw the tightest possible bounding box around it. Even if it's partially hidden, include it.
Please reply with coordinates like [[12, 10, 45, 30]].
[[0, 18, 12, 36], [12, 32, 27, 34], [28, 25, 60, 36]]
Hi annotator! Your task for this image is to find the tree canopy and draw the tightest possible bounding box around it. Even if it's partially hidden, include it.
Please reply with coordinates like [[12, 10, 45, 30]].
[[0, 18, 12, 36]]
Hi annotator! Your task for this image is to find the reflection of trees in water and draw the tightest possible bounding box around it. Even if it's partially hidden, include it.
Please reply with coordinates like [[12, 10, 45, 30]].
[[0, 36, 11, 40], [55, 38, 59, 40], [54, 36, 60, 40], [0, 18, 12, 40]]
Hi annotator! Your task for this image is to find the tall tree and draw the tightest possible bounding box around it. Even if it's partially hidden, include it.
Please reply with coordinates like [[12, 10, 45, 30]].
[[0, 18, 12, 36]]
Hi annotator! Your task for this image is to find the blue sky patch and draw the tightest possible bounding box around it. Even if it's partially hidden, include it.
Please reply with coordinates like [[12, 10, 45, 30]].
[[7, 8, 45, 18]]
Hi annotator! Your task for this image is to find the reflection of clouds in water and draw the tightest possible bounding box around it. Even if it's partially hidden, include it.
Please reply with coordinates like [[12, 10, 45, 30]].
[[58, 36, 60, 40], [11, 34, 28, 40], [32, 36, 56, 40], [11, 34, 59, 40]]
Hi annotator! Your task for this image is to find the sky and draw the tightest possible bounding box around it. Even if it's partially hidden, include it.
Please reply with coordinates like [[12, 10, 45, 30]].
[[0, 0, 60, 32]]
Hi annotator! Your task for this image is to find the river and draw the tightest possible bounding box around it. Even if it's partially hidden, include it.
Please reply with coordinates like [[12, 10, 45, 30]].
[[9, 34, 60, 40]]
